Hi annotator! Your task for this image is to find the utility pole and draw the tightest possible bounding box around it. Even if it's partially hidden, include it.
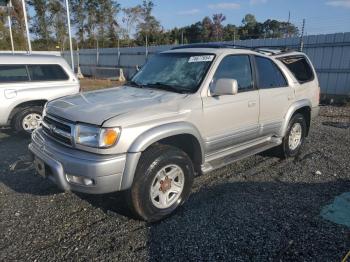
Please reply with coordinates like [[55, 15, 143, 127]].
[[181, 31, 184, 45], [21, 0, 31, 53], [65, 0, 74, 71], [145, 34, 148, 59], [286, 11, 291, 37], [233, 29, 236, 45], [299, 18, 306, 52], [7, 0, 14, 53]]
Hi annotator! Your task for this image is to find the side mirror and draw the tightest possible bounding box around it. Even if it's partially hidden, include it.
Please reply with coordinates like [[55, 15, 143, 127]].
[[211, 78, 238, 96]]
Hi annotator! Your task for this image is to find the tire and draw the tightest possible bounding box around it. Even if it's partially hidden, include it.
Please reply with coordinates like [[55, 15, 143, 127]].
[[12, 106, 43, 134], [126, 144, 194, 222], [278, 113, 307, 158]]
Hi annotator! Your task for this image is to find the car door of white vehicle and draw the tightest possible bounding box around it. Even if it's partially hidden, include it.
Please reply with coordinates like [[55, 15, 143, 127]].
[[253, 55, 295, 137], [202, 54, 260, 155]]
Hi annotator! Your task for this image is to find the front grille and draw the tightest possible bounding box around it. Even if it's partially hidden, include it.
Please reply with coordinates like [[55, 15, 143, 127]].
[[42, 115, 73, 146]]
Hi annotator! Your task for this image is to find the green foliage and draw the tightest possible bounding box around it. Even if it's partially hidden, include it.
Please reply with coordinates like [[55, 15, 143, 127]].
[[0, 0, 300, 50]]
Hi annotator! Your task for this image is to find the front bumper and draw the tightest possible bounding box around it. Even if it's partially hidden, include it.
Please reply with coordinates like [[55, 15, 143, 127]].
[[29, 128, 127, 194]]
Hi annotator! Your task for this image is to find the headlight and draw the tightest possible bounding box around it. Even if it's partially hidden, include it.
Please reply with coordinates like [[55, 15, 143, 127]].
[[75, 124, 121, 148]]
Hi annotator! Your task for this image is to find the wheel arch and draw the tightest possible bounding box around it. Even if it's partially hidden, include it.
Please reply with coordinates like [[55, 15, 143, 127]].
[[280, 99, 312, 137], [120, 122, 205, 190], [128, 122, 205, 161], [8, 100, 47, 125]]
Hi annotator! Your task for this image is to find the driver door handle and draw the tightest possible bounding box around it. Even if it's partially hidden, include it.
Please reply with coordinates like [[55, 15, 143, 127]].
[[248, 101, 256, 107]]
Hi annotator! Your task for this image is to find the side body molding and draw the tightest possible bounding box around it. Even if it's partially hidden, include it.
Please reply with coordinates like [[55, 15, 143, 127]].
[[120, 122, 206, 190], [279, 99, 312, 137]]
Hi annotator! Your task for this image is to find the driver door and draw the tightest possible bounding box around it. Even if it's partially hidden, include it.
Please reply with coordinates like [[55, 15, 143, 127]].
[[201, 54, 260, 154]]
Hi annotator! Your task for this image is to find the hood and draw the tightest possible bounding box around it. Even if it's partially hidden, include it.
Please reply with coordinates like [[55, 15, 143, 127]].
[[46, 85, 184, 125]]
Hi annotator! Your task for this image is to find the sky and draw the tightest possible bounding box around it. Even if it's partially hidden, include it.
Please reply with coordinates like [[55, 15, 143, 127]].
[[118, 0, 350, 35]]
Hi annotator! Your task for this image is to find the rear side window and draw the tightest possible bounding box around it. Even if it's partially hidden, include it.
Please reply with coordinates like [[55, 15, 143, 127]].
[[28, 65, 69, 81], [255, 56, 287, 89], [213, 55, 253, 91], [0, 65, 29, 83], [280, 56, 314, 83]]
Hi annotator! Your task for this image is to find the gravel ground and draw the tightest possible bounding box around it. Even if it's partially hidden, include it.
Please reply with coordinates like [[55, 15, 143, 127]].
[[0, 106, 349, 261]]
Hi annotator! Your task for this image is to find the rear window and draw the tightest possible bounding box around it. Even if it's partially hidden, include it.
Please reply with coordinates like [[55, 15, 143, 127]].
[[0, 65, 29, 83], [28, 64, 69, 81], [279, 56, 314, 83]]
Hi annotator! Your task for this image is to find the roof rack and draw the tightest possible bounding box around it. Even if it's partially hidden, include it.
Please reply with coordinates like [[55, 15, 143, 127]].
[[253, 46, 297, 56], [171, 43, 297, 56], [171, 43, 251, 50]]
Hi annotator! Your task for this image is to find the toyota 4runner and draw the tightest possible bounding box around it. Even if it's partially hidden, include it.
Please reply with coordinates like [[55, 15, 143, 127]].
[[29, 44, 320, 222]]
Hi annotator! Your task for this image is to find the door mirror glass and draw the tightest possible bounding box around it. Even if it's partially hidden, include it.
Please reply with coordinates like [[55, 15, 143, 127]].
[[211, 78, 238, 96]]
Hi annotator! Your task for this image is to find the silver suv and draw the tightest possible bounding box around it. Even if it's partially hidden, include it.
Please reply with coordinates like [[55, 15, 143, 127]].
[[29, 44, 320, 222], [0, 54, 80, 133]]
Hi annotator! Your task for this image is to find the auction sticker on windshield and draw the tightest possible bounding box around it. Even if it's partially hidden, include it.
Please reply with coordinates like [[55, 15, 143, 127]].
[[188, 55, 214, 63]]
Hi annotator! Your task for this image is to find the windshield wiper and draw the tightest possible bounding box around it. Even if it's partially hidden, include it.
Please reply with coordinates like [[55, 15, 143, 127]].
[[127, 80, 144, 88], [144, 82, 187, 94]]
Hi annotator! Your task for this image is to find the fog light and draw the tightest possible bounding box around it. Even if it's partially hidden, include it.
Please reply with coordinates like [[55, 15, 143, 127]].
[[66, 174, 94, 186]]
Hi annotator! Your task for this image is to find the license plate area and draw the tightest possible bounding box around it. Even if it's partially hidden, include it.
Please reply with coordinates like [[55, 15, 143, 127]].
[[34, 157, 46, 178]]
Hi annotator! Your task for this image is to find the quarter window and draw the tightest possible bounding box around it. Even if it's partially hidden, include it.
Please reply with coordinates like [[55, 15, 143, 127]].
[[255, 56, 287, 89], [213, 55, 253, 91], [279, 56, 314, 83], [27, 65, 69, 81], [0, 65, 29, 83]]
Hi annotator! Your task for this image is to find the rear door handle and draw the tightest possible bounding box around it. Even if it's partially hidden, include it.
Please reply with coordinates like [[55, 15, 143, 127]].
[[248, 101, 257, 107]]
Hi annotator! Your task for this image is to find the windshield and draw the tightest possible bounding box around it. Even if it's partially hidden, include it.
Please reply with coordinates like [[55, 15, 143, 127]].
[[130, 52, 215, 93]]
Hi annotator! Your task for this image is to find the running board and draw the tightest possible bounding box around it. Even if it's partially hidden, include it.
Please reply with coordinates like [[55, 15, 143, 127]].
[[201, 137, 282, 174]]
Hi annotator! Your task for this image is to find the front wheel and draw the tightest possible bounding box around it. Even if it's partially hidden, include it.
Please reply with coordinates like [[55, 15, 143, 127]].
[[12, 106, 43, 134], [278, 113, 307, 158], [126, 144, 194, 222]]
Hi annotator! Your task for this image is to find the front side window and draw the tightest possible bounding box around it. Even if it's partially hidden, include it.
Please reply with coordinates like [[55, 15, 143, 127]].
[[212, 55, 253, 91], [28, 65, 69, 81], [131, 53, 215, 93], [255, 56, 287, 89], [0, 65, 29, 83], [279, 56, 314, 83]]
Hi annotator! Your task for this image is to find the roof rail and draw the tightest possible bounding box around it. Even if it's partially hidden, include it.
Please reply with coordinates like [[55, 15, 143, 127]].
[[253, 46, 296, 56], [171, 43, 298, 56], [171, 43, 251, 50]]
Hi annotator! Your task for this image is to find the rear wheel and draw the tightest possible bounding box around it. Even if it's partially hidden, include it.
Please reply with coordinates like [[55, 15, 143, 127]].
[[12, 106, 43, 134], [126, 144, 194, 222], [278, 113, 307, 158]]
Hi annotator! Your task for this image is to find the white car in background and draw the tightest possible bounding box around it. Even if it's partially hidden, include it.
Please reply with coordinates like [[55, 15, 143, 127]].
[[0, 54, 80, 134]]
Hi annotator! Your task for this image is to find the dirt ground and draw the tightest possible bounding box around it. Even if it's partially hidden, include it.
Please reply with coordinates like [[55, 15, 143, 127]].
[[0, 106, 349, 261], [79, 78, 124, 91]]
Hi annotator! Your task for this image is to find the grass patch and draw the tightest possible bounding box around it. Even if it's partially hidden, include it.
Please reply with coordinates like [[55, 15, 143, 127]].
[[80, 78, 125, 92]]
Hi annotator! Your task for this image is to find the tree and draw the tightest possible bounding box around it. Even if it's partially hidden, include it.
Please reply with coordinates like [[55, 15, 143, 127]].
[[201, 16, 213, 42], [240, 13, 260, 39], [223, 24, 238, 41], [212, 13, 226, 41], [135, 0, 162, 45], [122, 6, 143, 42], [28, 0, 50, 44], [105, 1, 120, 47], [47, 0, 67, 51], [71, 0, 85, 46], [8, 0, 27, 50]]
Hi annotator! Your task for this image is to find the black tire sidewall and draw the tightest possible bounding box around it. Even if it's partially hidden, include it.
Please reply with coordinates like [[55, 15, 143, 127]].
[[131, 146, 194, 222], [283, 113, 307, 157], [12, 106, 43, 134]]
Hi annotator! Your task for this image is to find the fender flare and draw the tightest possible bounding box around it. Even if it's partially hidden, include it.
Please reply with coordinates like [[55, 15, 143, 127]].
[[129, 121, 205, 160], [280, 99, 312, 137], [120, 122, 205, 190]]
